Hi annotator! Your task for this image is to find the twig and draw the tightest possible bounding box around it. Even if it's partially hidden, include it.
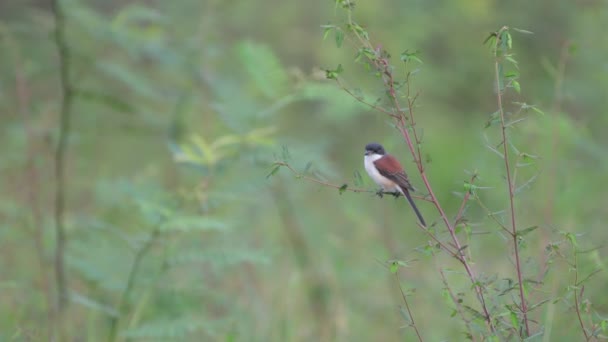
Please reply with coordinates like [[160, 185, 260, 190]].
[[273, 161, 430, 201], [438, 268, 476, 342], [569, 240, 590, 341], [493, 26, 529, 336], [51, 0, 73, 313], [394, 273, 423, 342], [108, 230, 160, 342], [453, 173, 478, 226]]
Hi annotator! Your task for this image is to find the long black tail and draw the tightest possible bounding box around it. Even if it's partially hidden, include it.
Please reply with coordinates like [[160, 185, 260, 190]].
[[402, 189, 426, 227]]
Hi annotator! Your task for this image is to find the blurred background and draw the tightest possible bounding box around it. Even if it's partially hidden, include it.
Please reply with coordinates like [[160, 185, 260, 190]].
[[1, 0, 607, 340]]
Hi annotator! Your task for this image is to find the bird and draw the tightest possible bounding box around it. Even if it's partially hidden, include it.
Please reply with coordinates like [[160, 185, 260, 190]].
[[364, 142, 426, 226]]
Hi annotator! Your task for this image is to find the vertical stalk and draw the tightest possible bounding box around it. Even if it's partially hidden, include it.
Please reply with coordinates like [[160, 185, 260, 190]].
[[51, 0, 73, 313], [493, 27, 530, 337]]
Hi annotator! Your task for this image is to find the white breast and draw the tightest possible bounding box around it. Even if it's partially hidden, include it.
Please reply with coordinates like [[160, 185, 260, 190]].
[[364, 154, 400, 193]]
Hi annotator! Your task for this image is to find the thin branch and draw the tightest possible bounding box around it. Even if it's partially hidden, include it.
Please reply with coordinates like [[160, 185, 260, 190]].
[[570, 240, 591, 341], [453, 173, 478, 226], [51, 0, 73, 313], [274, 161, 460, 256], [108, 230, 160, 342], [273, 161, 430, 201], [394, 273, 424, 342], [438, 268, 476, 342], [493, 26, 529, 336], [473, 194, 512, 236], [335, 78, 395, 116]]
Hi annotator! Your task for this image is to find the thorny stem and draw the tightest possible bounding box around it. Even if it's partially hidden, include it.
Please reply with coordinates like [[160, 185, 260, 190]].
[[377, 52, 496, 334], [334, 6, 497, 333], [493, 26, 530, 337]]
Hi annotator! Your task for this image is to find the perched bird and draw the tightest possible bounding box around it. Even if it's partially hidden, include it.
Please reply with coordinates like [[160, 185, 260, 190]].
[[364, 142, 426, 226]]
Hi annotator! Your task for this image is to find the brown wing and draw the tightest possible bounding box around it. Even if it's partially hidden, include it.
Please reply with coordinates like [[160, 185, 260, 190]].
[[374, 154, 415, 192]]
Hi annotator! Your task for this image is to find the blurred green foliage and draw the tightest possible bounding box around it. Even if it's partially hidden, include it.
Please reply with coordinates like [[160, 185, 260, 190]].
[[0, 0, 607, 340]]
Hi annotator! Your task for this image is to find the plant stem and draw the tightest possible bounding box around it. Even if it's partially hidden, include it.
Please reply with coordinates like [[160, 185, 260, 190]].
[[493, 26, 530, 337], [109, 230, 160, 342], [395, 273, 423, 342], [571, 243, 590, 341], [51, 0, 72, 314]]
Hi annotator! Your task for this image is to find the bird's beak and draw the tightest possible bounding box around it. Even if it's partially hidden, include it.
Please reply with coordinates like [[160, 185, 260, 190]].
[[364, 150, 371, 156]]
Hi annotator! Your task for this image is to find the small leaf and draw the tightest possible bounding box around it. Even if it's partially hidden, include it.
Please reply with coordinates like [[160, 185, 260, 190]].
[[338, 184, 348, 194], [564, 232, 578, 247], [389, 261, 399, 274], [531, 106, 545, 115], [353, 170, 363, 186], [266, 164, 281, 178], [325, 64, 344, 80], [512, 80, 521, 93], [512, 28, 534, 35], [335, 29, 344, 48], [281, 145, 291, 161], [400, 50, 423, 64], [303, 161, 313, 174], [516, 226, 538, 237], [321, 25, 334, 40], [509, 310, 519, 330], [483, 32, 497, 45]]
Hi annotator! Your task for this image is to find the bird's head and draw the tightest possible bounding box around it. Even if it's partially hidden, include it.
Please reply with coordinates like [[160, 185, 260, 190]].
[[365, 142, 386, 156]]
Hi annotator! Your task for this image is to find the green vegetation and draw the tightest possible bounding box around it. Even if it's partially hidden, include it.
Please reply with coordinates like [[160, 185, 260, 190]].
[[1, 0, 607, 341]]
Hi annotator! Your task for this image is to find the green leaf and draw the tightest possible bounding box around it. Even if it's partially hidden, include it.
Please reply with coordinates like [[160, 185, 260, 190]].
[[338, 184, 348, 194], [321, 25, 334, 40], [564, 232, 578, 247], [512, 80, 521, 93], [279, 146, 291, 162], [513, 28, 534, 35], [266, 164, 281, 179], [348, 22, 369, 40], [400, 50, 423, 64], [483, 32, 497, 46], [325, 64, 344, 80], [303, 161, 313, 174], [389, 261, 399, 274], [335, 29, 344, 48], [516, 226, 539, 237], [353, 170, 363, 186], [509, 310, 519, 330]]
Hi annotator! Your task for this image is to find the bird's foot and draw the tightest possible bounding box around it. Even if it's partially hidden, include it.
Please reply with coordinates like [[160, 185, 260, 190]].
[[390, 191, 401, 198], [375, 189, 384, 198]]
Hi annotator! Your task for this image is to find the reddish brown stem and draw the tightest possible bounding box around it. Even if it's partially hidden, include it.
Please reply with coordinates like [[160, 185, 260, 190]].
[[493, 27, 530, 337], [374, 56, 495, 333]]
